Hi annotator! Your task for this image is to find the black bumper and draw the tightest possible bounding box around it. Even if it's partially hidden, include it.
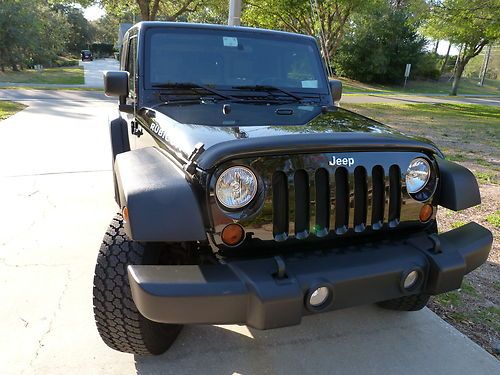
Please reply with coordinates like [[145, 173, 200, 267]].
[[128, 222, 492, 329]]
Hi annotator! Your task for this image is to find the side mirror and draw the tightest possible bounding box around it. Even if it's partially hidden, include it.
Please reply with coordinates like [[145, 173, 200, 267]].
[[329, 79, 342, 102], [103, 71, 129, 97]]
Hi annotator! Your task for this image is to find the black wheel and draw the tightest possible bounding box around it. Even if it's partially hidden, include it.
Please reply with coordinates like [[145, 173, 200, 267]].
[[377, 293, 430, 311], [93, 214, 182, 355]]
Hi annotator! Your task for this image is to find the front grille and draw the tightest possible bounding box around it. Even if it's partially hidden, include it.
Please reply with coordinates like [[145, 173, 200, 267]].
[[209, 151, 431, 248], [271, 165, 403, 241]]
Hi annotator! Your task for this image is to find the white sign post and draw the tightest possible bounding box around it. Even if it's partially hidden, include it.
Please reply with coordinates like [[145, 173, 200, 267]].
[[404, 63, 411, 88]]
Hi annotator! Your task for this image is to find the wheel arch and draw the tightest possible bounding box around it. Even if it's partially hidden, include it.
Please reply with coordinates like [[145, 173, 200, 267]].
[[109, 114, 131, 205], [114, 147, 207, 242]]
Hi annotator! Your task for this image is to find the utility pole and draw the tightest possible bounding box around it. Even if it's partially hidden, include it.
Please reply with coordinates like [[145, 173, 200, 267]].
[[228, 0, 242, 26], [478, 45, 492, 86]]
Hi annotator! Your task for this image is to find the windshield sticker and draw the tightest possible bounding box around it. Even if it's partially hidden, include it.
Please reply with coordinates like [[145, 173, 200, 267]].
[[223, 37, 238, 47], [301, 80, 318, 88]]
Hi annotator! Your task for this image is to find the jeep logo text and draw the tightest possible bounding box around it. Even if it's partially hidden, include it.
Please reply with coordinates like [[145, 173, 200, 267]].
[[329, 156, 355, 167]]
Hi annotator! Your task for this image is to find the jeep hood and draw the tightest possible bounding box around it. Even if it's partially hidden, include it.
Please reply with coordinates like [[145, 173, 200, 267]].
[[146, 104, 441, 170]]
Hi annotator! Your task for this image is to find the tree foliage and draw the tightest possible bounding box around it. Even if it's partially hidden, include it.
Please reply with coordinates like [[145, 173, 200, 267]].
[[242, 0, 370, 62], [423, 0, 500, 94], [52, 4, 94, 53], [333, 0, 429, 83], [85, 0, 201, 21], [0, 0, 70, 69]]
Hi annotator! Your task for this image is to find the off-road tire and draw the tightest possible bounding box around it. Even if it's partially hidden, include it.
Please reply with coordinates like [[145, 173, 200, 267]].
[[377, 293, 430, 311], [93, 214, 182, 355]]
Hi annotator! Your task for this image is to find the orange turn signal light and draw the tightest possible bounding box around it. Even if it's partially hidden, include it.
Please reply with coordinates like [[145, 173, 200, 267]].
[[122, 206, 129, 222], [419, 204, 433, 223], [221, 223, 245, 246]]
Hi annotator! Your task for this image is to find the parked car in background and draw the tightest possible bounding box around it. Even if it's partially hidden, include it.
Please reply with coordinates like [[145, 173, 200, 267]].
[[81, 50, 93, 61]]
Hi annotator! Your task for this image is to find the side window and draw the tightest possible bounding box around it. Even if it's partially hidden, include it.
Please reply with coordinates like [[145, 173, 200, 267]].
[[125, 37, 137, 98]]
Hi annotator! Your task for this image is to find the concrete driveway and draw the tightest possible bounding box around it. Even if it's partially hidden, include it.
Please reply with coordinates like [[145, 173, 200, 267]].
[[79, 58, 119, 88], [0, 96, 499, 374]]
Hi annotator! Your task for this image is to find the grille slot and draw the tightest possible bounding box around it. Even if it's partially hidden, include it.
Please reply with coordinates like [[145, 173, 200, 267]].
[[353, 166, 368, 232], [270, 164, 402, 241], [315, 169, 330, 237], [388, 165, 402, 226], [272, 171, 288, 241], [334, 167, 349, 234], [294, 170, 310, 239], [371, 166, 385, 230]]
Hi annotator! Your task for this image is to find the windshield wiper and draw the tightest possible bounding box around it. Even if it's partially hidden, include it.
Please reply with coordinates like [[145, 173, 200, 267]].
[[152, 82, 237, 101], [232, 85, 303, 101]]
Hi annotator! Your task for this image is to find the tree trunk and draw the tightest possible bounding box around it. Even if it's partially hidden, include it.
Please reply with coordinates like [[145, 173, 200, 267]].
[[450, 59, 467, 96], [433, 40, 439, 53], [138, 0, 152, 21], [12, 64, 19, 72], [440, 43, 452, 78]]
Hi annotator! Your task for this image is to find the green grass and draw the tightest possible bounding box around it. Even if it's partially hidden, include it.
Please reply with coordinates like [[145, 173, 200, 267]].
[[434, 290, 462, 307], [343, 102, 500, 184], [486, 211, 500, 228], [340, 77, 500, 96], [0, 101, 26, 120], [451, 220, 467, 229], [0, 66, 84, 85], [433, 282, 499, 332], [343, 102, 500, 149], [344, 102, 500, 121], [475, 171, 496, 184]]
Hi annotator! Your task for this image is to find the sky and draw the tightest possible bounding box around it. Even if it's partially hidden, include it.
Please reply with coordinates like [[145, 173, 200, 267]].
[[83, 4, 105, 21]]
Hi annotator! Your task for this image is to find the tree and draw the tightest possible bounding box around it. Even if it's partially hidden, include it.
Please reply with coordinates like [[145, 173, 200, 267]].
[[52, 4, 94, 53], [423, 0, 500, 95], [333, 1, 428, 83], [0, 0, 69, 70], [242, 0, 370, 63], [71, 0, 201, 21]]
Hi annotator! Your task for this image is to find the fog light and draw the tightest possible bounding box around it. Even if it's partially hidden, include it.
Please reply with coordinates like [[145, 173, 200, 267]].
[[403, 270, 420, 290], [419, 204, 433, 222], [309, 287, 330, 307], [221, 223, 245, 246]]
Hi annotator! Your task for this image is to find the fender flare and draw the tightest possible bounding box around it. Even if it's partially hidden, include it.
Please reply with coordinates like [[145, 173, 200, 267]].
[[109, 114, 130, 204], [436, 158, 481, 211], [115, 147, 207, 242]]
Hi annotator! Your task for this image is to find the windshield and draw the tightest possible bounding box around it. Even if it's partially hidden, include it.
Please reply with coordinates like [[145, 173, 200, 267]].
[[145, 27, 328, 93]]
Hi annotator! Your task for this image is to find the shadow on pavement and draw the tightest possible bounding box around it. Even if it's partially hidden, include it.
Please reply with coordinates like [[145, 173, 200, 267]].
[[133, 304, 498, 375]]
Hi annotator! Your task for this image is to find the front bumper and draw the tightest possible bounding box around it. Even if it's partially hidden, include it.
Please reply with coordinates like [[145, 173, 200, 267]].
[[128, 222, 492, 330]]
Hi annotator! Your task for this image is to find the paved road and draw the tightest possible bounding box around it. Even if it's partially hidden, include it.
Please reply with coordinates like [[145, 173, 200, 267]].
[[79, 58, 119, 88], [0, 98, 499, 374], [341, 93, 500, 106]]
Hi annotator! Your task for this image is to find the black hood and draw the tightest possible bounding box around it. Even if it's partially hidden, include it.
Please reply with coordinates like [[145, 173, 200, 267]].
[[145, 103, 441, 169]]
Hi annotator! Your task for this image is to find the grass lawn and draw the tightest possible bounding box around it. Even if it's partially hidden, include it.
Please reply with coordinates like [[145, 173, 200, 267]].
[[0, 101, 26, 120], [0, 66, 84, 85], [343, 102, 500, 176], [340, 77, 500, 96], [343, 101, 500, 357]]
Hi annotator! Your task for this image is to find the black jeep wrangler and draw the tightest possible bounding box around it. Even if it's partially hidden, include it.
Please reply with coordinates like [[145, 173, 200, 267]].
[[94, 22, 492, 356]]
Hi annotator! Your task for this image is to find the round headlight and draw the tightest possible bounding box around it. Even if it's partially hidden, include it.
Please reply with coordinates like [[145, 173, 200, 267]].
[[406, 158, 431, 194], [216, 166, 258, 209]]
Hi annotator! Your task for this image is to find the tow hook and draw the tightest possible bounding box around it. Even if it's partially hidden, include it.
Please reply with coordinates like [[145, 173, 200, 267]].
[[273, 255, 287, 280]]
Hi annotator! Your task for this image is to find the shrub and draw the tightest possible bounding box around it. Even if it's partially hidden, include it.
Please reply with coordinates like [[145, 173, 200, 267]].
[[413, 53, 441, 80]]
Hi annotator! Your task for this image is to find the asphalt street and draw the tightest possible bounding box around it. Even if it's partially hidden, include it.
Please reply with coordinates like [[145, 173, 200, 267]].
[[0, 66, 499, 374]]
